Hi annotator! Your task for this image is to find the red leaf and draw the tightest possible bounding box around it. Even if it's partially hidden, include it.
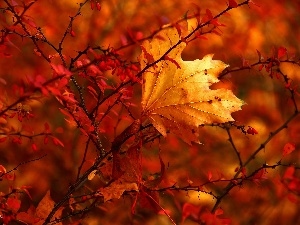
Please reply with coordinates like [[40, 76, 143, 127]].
[[228, 0, 238, 8], [90, 0, 95, 10], [135, 31, 143, 40], [139, 187, 160, 213], [283, 142, 295, 157], [131, 195, 138, 214], [215, 208, 224, 216], [51, 64, 72, 77], [144, 155, 165, 188], [0, 137, 7, 143], [246, 126, 258, 135], [44, 136, 49, 144], [208, 171, 213, 181], [112, 153, 123, 180], [70, 30, 76, 37], [211, 18, 225, 27], [52, 137, 64, 147], [5, 173, 16, 181], [206, 9, 213, 20], [283, 166, 294, 180], [195, 33, 208, 40], [7, 197, 21, 213], [253, 169, 267, 185], [87, 85, 98, 99], [182, 203, 201, 223], [0, 165, 6, 175], [18, 113, 23, 122], [278, 46, 287, 59], [58, 77, 69, 88], [31, 143, 38, 151], [12, 137, 22, 144], [9, 112, 16, 118], [96, 2, 101, 11]]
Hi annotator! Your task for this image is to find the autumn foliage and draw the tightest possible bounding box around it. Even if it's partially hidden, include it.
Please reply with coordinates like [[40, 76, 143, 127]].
[[1, 0, 300, 224]]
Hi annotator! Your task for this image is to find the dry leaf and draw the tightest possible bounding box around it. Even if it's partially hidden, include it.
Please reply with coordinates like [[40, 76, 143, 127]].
[[140, 21, 243, 144], [98, 181, 138, 202], [100, 143, 141, 202], [35, 190, 63, 225]]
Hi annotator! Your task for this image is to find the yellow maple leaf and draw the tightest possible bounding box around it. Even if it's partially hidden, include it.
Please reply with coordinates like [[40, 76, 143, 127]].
[[140, 22, 244, 144]]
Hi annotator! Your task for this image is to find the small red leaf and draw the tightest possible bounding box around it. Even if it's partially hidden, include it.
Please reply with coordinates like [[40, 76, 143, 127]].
[[7, 197, 21, 213], [228, 0, 238, 8], [18, 113, 23, 122], [139, 188, 160, 213], [283, 142, 295, 157], [5, 173, 16, 181], [283, 166, 295, 180], [90, 1, 95, 10], [215, 208, 224, 216], [44, 136, 49, 144], [210, 18, 225, 27], [0, 165, 6, 175], [0, 137, 7, 143], [31, 143, 38, 151], [12, 137, 22, 144], [70, 30, 76, 37], [9, 112, 16, 118], [208, 171, 213, 181], [258, 64, 264, 71], [51, 64, 72, 77], [246, 126, 258, 135], [195, 33, 208, 40], [96, 2, 101, 11], [182, 203, 201, 223], [206, 9, 213, 20], [52, 137, 64, 147], [278, 46, 287, 59]]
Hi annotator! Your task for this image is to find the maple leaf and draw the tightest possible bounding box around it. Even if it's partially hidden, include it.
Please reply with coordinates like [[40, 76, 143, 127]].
[[35, 190, 63, 225], [99, 142, 141, 202], [98, 181, 139, 202], [140, 21, 243, 144]]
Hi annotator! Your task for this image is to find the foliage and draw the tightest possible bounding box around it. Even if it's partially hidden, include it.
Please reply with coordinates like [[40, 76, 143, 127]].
[[0, 0, 300, 224]]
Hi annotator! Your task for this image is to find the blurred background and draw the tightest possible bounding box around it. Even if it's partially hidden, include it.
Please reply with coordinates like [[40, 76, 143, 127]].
[[0, 0, 300, 224]]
